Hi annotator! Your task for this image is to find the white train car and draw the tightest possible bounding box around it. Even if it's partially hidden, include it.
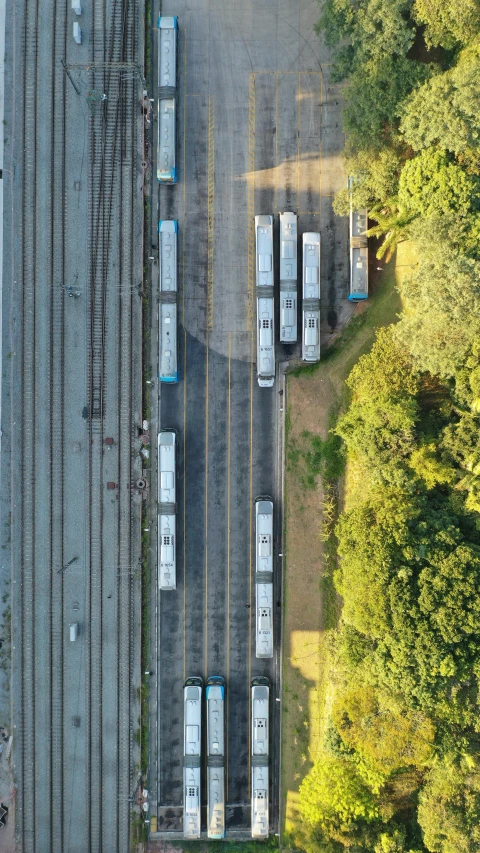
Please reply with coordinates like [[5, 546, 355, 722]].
[[184, 677, 203, 839], [158, 431, 176, 590], [255, 499, 273, 659], [349, 207, 368, 301], [206, 676, 226, 839], [302, 232, 321, 363], [157, 16, 178, 183], [251, 676, 270, 839], [255, 215, 275, 387], [279, 212, 297, 343], [158, 220, 178, 383]]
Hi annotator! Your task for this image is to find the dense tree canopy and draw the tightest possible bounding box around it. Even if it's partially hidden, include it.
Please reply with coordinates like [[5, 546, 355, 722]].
[[400, 44, 480, 153], [308, 3, 480, 850], [412, 0, 480, 49], [418, 764, 480, 852]]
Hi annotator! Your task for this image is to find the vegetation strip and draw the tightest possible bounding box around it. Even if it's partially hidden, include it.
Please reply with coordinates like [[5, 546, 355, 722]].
[[283, 3, 480, 852]]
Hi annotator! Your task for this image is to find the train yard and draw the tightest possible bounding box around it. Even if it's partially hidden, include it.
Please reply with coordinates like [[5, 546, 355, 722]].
[[4, 0, 144, 848]]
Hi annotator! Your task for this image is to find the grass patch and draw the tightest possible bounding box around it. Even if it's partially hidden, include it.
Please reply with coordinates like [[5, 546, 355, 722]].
[[282, 254, 406, 848]]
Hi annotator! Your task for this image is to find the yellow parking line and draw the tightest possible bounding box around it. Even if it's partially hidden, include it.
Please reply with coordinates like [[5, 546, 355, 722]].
[[247, 74, 256, 332], [226, 331, 231, 799], [297, 72, 300, 209], [275, 71, 278, 213], [182, 28, 187, 328], [207, 97, 215, 332], [182, 28, 187, 682], [319, 70, 323, 229], [247, 331, 254, 795], [205, 337, 209, 675], [183, 328, 187, 682]]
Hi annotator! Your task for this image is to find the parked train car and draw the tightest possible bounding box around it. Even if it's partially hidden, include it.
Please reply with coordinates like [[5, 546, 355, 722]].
[[251, 676, 270, 839], [157, 17, 178, 183], [255, 215, 275, 387], [302, 232, 320, 363], [279, 212, 298, 343], [349, 206, 369, 301], [184, 676, 203, 839], [255, 498, 273, 659], [158, 431, 176, 590], [206, 676, 226, 839], [158, 220, 178, 382]]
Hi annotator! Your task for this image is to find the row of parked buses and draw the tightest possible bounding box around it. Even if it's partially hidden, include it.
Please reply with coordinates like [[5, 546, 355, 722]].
[[157, 439, 275, 660], [183, 676, 270, 840], [255, 214, 321, 388]]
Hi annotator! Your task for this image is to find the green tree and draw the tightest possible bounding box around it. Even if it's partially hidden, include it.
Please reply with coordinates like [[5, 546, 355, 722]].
[[336, 327, 419, 479], [299, 753, 380, 833], [344, 58, 429, 153], [412, 0, 480, 48], [394, 217, 480, 377], [332, 686, 435, 782], [366, 199, 415, 259], [400, 44, 480, 154], [333, 148, 402, 216], [418, 763, 480, 852], [398, 149, 480, 220]]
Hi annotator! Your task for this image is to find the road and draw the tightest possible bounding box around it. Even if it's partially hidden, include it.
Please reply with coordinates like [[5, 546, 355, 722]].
[[148, 0, 348, 836]]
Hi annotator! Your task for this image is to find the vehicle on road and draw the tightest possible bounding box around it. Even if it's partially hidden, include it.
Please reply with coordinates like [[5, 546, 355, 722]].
[[255, 215, 275, 387], [206, 675, 226, 839], [157, 16, 178, 183], [158, 220, 178, 383], [302, 232, 320, 363], [279, 212, 298, 343], [255, 498, 273, 659], [158, 431, 176, 590], [251, 676, 270, 839], [184, 676, 203, 839], [349, 206, 369, 301]]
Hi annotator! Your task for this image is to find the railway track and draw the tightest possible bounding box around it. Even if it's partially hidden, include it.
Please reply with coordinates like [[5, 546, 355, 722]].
[[19, 0, 69, 849], [86, 0, 142, 848], [16, 0, 143, 847]]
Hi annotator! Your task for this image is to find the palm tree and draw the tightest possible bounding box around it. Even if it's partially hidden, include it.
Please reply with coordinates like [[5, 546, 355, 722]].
[[366, 198, 417, 261]]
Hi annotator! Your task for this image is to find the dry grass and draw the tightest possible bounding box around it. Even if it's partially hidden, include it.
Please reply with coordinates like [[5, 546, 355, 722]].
[[281, 251, 407, 848]]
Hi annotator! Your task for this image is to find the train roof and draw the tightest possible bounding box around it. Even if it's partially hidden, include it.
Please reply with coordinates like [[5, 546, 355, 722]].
[[158, 15, 178, 29]]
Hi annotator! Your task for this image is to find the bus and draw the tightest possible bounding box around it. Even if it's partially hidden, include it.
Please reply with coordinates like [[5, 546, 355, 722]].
[[255, 498, 273, 659], [158, 431, 176, 590], [279, 212, 297, 343], [251, 676, 269, 839], [157, 16, 178, 183], [184, 677, 203, 839], [206, 676, 226, 839], [349, 206, 368, 301], [302, 232, 320, 363], [255, 215, 275, 387], [158, 220, 178, 382]]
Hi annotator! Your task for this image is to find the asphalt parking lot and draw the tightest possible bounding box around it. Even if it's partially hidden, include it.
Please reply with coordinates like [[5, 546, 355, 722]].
[[149, 0, 348, 836]]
